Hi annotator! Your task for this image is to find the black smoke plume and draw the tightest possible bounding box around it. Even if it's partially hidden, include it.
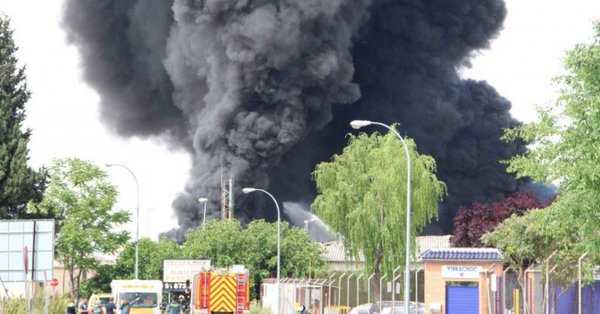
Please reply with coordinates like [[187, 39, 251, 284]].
[[62, 0, 524, 236]]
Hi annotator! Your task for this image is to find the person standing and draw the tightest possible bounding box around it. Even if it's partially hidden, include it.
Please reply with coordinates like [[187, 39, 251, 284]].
[[78, 298, 88, 314], [119, 299, 131, 314], [66, 299, 76, 314], [104, 298, 116, 314], [92, 301, 103, 314], [166, 296, 181, 314]]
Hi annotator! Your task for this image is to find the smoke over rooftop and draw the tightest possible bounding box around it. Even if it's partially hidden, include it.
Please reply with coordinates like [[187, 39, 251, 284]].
[[62, 0, 524, 236]]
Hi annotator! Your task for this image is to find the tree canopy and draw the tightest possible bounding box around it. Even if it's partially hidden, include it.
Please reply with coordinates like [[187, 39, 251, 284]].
[[0, 16, 47, 218], [501, 22, 600, 263], [452, 191, 546, 247], [39, 158, 130, 297], [312, 130, 446, 287], [89, 219, 324, 300], [487, 22, 600, 310], [183, 220, 324, 299]]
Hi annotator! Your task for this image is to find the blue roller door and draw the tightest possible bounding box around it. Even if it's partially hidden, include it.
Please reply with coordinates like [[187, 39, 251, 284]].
[[446, 285, 479, 314]]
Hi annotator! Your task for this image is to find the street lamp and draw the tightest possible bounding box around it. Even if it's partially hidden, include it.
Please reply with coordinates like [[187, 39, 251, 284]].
[[242, 187, 281, 314], [105, 163, 140, 280], [350, 120, 412, 314], [198, 198, 208, 227]]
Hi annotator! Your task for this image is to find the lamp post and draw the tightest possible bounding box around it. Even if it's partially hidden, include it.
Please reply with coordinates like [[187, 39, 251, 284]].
[[350, 120, 412, 314], [242, 187, 280, 314], [198, 198, 208, 227], [106, 163, 140, 280]]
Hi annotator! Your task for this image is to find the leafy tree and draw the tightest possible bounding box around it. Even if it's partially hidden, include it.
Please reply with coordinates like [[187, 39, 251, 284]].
[[452, 191, 546, 247], [501, 22, 600, 257], [40, 158, 130, 297], [497, 22, 600, 313], [115, 237, 181, 280], [312, 130, 446, 296], [482, 204, 585, 314], [0, 16, 47, 218], [183, 219, 324, 299]]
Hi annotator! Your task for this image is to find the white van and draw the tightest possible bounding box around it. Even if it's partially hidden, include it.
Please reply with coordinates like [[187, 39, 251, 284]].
[[110, 280, 162, 314]]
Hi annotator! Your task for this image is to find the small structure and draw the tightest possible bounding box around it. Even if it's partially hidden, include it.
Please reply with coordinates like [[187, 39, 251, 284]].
[[421, 248, 503, 314], [320, 235, 452, 272]]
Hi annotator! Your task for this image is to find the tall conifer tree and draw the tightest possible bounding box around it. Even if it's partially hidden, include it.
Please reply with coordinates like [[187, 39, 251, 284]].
[[0, 16, 46, 218]]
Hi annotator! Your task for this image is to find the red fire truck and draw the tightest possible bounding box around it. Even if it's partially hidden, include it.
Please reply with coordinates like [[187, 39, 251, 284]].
[[191, 265, 250, 314]]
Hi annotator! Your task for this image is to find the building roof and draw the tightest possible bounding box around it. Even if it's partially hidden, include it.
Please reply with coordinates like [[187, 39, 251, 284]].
[[416, 235, 452, 256], [320, 241, 365, 262], [420, 248, 503, 262], [320, 235, 453, 263]]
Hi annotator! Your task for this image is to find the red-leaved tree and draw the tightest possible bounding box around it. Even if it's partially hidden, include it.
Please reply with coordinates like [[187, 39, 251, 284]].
[[451, 191, 549, 247]]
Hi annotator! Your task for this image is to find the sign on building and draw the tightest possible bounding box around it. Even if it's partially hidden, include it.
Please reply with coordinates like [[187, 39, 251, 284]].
[[162, 259, 210, 291], [441, 265, 482, 279], [0, 220, 55, 282]]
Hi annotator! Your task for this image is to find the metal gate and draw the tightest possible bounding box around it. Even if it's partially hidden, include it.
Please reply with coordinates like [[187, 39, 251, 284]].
[[447, 285, 479, 314]]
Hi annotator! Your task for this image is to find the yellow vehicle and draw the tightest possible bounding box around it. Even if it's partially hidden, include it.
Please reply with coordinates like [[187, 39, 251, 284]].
[[111, 280, 162, 314], [89, 293, 112, 308]]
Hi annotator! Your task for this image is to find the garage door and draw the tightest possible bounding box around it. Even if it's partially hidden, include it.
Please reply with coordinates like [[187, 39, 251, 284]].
[[446, 285, 479, 314]]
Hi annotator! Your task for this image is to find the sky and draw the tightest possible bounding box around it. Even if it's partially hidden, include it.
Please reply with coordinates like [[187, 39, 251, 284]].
[[0, 0, 598, 240]]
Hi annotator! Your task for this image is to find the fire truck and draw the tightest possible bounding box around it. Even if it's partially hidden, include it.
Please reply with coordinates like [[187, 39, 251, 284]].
[[191, 265, 250, 314]]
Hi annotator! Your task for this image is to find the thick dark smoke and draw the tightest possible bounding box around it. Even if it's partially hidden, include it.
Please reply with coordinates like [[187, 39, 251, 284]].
[[62, 0, 525, 236]]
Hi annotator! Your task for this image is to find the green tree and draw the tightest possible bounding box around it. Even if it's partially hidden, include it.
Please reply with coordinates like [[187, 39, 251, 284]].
[[498, 22, 600, 313], [312, 130, 446, 295], [183, 219, 324, 299], [40, 158, 130, 297], [0, 16, 47, 218], [115, 237, 181, 280], [502, 22, 600, 256], [82, 237, 182, 295]]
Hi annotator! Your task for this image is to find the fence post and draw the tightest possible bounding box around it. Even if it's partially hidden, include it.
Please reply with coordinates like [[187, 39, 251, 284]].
[[328, 274, 336, 310], [545, 251, 558, 314], [356, 273, 364, 307], [415, 268, 423, 312], [391, 266, 401, 310], [337, 273, 346, 309], [367, 273, 375, 304], [578, 253, 588, 314], [347, 273, 354, 307], [503, 266, 511, 314], [379, 274, 387, 311]]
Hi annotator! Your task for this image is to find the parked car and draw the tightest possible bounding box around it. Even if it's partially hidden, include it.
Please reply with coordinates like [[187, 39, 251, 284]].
[[367, 301, 425, 314], [380, 304, 425, 314], [349, 303, 372, 314]]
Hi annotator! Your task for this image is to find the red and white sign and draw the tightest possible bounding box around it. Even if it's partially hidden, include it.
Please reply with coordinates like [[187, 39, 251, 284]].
[[50, 278, 59, 287]]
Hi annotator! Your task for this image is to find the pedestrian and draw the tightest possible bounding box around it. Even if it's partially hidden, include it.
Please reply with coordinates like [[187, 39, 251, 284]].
[[166, 296, 181, 314], [178, 295, 188, 313], [78, 297, 88, 314], [66, 299, 76, 314], [119, 299, 131, 314], [104, 298, 117, 314], [92, 300, 103, 314]]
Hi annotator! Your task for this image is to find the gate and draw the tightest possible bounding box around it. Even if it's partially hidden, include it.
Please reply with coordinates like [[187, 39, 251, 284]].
[[446, 285, 479, 314]]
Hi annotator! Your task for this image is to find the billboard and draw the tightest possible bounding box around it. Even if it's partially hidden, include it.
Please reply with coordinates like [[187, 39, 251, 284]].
[[163, 259, 210, 291], [0, 220, 55, 282]]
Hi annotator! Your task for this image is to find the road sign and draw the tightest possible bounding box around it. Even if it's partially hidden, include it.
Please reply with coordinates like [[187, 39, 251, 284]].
[[50, 278, 58, 287]]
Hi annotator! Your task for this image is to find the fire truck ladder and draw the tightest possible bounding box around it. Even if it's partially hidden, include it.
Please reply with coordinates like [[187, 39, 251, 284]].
[[236, 273, 246, 313]]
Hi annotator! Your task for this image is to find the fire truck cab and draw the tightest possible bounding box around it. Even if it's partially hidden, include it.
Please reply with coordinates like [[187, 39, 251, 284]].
[[191, 265, 250, 314]]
